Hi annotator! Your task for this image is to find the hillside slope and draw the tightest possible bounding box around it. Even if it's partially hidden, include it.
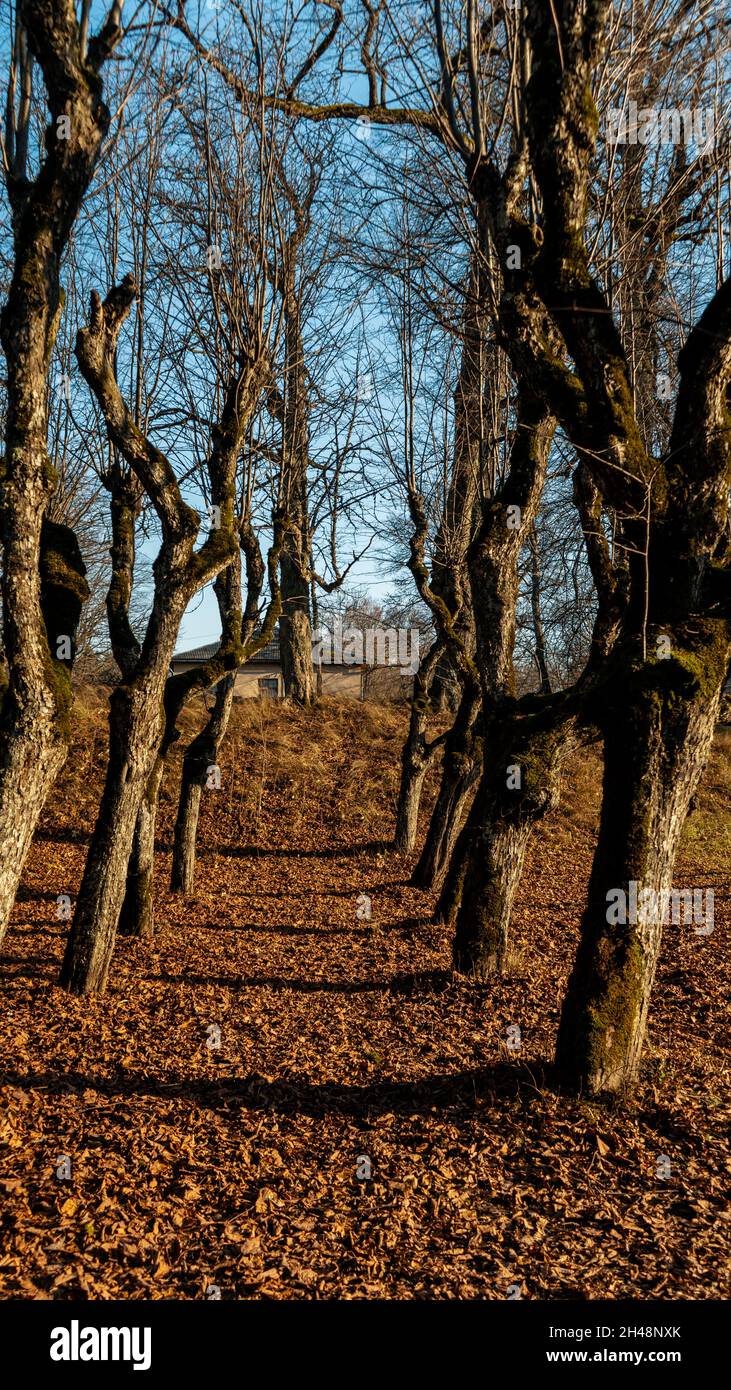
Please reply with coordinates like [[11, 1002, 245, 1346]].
[[0, 690, 728, 1299]]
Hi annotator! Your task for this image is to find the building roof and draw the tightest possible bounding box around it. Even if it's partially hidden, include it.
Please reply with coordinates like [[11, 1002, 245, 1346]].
[[172, 636, 280, 665]]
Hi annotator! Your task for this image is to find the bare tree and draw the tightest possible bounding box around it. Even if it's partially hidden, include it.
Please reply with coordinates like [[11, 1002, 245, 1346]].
[[57, 258, 261, 991], [0, 0, 126, 946], [112, 66, 288, 932]]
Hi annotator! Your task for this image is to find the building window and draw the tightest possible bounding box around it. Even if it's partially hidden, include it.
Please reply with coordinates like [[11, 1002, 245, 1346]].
[[258, 676, 279, 700]]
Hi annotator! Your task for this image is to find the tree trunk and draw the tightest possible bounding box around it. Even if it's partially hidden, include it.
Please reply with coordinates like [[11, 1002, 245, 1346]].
[[171, 776, 202, 896], [0, 484, 88, 948], [171, 673, 236, 894], [429, 658, 461, 714], [528, 522, 551, 694], [0, 0, 116, 946], [433, 777, 484, 929], [452, 809, 533, 977], [448, 707, 576, 976], [437, 391, 558, 973], [118, 756, 164, 939], [394, 745, 429, 854], [413, 750, 480, 891], [412, 683, 482, 889], [58, 265, 258, 994], [59, 682, 166, 994], [279, 549, 314, 705], [0, 725, 67, 943], [393, 640, 447, 854], [275, 237, 315, 708], [556, 645, 727, 1095], [428, 238, 486, 713]]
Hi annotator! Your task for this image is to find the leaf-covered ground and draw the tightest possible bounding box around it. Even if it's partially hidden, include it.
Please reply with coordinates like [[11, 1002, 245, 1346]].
[[1, 693, 729, 1299]]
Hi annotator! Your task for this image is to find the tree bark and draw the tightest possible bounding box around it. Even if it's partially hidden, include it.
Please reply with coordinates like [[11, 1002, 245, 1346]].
[[280, 548, 315, 705], [429, 240, 486, 712], [118, 755, 164, 939], [528, 522, 551, 694], [58, 276, 240, 994], [171, 774, 202, 897], [555, 639, 728, 1094], [394, 741, 430, 855], [451, 711, 575, 976], [59, 679, 171, 991], [393, 639, 447, 853], [440, 389, 557, 975], [171, 673, 236, 894], [0, 519, 89, 943], [433, 767, 484, 929], [412, 681, 482, 889], [274, 224, 315, 706], [0, 2, 119, 944]]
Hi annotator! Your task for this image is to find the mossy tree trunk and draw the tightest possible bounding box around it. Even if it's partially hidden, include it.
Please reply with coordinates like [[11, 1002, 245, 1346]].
[[515, 0, 731, 1092], [0, 1, 120, 945], [556, 638, 729, 1093]]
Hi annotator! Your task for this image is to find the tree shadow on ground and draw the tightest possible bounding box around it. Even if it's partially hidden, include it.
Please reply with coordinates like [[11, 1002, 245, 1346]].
[[192, 921, 379, 938], [149, 967, 455, 995], [150, 972, 392, 994], [33, 826, 92, 846], [217, 839, 395, 861], [0, 1059, 551, 1120]]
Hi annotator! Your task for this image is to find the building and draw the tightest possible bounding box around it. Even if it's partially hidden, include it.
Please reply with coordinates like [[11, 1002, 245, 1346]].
[[169, 631, 366, 700]]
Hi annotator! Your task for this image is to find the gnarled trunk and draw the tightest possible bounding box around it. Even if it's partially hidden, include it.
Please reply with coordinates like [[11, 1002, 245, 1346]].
[[0, 519, 88, 943], [452, 809, 533, 977], [0, 0, 115, 942], [58, 272, 250, 994], [59, 679, 168, 993], [440, 391, 558, 974], [446, 704, 575, 976], [556, 637, 729, 1094], [434, 776, 483, 929]]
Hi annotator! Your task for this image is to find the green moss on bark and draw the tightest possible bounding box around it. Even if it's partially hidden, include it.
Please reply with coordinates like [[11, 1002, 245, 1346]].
[[583, 935, 645, 1089]]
